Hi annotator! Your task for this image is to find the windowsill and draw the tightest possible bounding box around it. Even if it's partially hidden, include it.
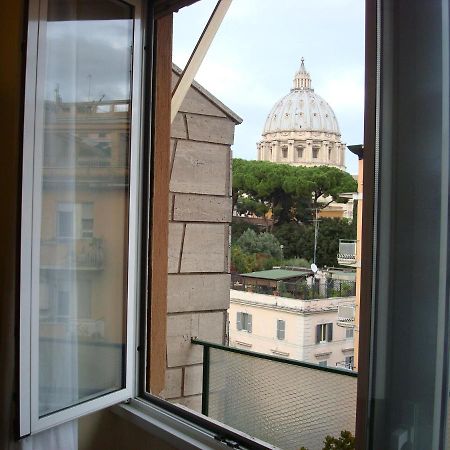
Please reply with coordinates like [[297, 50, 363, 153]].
[[112, 398, 276, 450]]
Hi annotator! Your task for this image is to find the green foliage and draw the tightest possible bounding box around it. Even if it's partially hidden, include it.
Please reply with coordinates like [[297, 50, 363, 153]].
[[232, 159, 357, 226], [231, 220, 260, 243], [236, 229, 283, 259], [235, 196, 269, 217], [230, 245, 281, 274], [274, 218, 356, 267], [230, 245, 257, 274], [282, 257, 310, 268], [299, 430, 355, 450], [323, 430, 355, 450]]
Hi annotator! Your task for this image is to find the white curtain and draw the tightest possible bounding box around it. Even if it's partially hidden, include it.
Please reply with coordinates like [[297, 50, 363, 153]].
[[17, 421, 78, 450]]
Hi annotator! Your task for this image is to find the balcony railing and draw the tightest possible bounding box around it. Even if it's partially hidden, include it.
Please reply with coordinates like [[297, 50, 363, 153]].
[[336, 361, 355, 371], [231, 274, 356, 300], [40, 238, 104, 270], [337, 239, 357, 266], [192, 339, 357, 450]]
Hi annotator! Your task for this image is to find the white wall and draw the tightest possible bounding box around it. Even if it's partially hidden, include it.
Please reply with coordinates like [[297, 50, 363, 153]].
[[229, 290, 355, 368]]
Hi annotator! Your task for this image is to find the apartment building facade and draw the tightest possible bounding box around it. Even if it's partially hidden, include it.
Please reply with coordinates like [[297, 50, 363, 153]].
[[229, 290, 355, 369]]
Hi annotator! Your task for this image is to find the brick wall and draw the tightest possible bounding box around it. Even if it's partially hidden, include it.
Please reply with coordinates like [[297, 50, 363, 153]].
[[161, 70, 240, 411]]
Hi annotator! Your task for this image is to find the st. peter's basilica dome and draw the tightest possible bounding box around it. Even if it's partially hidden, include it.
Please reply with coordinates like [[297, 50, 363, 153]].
[[257, 59, 345, 169]]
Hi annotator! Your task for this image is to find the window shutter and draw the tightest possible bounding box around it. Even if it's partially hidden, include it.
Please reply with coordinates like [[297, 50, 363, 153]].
[[327, 323, 333, 342], [237, 312, 242, 330], [277, 320, 285, 340], [247, 314, 252, 333], [316, 325, 321, 343]]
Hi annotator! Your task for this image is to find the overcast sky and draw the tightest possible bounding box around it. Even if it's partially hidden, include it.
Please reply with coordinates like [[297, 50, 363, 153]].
[[173, 0, 365, 174]]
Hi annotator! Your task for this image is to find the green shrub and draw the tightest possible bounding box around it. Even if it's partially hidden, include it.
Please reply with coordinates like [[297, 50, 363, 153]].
[[299, 430, 355, 450]]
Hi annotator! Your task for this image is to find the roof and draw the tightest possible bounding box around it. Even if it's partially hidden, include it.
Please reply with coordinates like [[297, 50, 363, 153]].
[[154, 0, 201, 18], [241, 269, 311, 281], [172, 64, 243, 125]]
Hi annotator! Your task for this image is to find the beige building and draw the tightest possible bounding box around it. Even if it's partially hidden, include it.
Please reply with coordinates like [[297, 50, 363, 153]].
[[257, 59, 345, 170], [229, 289, 355, 369]]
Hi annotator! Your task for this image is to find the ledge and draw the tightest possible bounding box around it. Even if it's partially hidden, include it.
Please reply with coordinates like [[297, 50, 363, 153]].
[[112, 398, 276, 450]]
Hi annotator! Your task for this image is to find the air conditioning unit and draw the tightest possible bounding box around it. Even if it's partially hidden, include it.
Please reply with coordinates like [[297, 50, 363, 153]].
[[337, 305, 355, 328]]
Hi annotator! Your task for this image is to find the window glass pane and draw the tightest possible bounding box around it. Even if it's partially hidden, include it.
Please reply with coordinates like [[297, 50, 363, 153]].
[[37, 0, 133, 417]]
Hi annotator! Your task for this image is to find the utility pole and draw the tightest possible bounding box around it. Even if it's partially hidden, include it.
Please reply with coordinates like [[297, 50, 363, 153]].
[[312, 208, 320, 265]]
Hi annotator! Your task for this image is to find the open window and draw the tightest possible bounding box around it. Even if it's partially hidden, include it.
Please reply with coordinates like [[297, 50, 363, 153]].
[[19, 0, 143, 435]]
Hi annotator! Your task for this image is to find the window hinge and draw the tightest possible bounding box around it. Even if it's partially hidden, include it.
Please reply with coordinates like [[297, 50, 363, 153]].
[[214, 435, 242, 448]]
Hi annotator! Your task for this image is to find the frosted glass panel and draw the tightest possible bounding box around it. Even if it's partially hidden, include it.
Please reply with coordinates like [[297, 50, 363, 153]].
[[207, 348, 357, 450], [37, 0, 133, 416]]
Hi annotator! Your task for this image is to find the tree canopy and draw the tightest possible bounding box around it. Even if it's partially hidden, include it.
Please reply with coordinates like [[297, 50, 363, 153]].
[[232, 159, 357, 225]]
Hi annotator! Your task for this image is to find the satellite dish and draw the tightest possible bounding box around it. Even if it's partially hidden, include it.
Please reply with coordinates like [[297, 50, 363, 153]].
[[311, 263, 318, 273]]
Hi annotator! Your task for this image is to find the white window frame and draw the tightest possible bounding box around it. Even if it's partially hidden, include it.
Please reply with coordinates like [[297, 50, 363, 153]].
[[19, 0, 143, 436]]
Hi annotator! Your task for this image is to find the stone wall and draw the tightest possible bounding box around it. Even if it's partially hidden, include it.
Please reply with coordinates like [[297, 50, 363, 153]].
[[161, 71, 240, 411]]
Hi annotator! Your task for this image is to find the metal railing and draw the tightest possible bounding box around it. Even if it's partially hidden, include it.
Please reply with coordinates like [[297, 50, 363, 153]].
[[231, 274, 356, 299], [40, 238, 104, 270], [192, 339, 357, 450], [336, 361, 355, 371]]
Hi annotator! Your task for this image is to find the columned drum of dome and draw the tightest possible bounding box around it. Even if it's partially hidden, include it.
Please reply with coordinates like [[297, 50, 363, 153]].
[[257, 59, 345, 170]]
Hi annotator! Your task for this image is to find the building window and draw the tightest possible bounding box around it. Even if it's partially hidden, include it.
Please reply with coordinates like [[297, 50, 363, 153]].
[[312, 147, 319, 158], [328, 148, 332, 160], [318, 360, 328, 367], [296, 146, 304, 158], [282, 146, 288, 158], [346, 328, 354, 339], [316, 323, 333, 343], [57, 202, 94, 239], [276, 319, 285, 340], [237, 312, 252, 332]]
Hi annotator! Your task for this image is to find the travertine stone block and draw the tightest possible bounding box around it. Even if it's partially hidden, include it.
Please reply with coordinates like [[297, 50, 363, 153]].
[[180, 224, 227, 273], [171, 113, 187, 139], [170, 138, 176, 161], [180, 88, 227, 118], [168, 223, 184, 273], [172, 72, 227, 118], [183, 365, 203, 396], [167, 313, 201, 367], [186, 114, 235, 145], [170, 140, 229, 196], [161, 368, 182, 399], [168, 194, 174, 221], [173, 194, 232, 223], [198, 311, 225, 343], [169, 395, 202, 413], [167, 274, 230, 313], [166, 312, 225, 367]]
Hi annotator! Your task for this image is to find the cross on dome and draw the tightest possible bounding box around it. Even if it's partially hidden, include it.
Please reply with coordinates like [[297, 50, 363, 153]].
[[293, 57, 312, 91]]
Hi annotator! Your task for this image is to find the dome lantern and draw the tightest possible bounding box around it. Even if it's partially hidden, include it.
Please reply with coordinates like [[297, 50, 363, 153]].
[[293, 57, 312, 91]]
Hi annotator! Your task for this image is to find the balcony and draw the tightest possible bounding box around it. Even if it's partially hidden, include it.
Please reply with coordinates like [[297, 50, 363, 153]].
[[337, 304, 355, 328], [336, 361, 355, 371], [192, 339, 357, 450], [337, 239, 357, 266], [40, 238, 104, 270]]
